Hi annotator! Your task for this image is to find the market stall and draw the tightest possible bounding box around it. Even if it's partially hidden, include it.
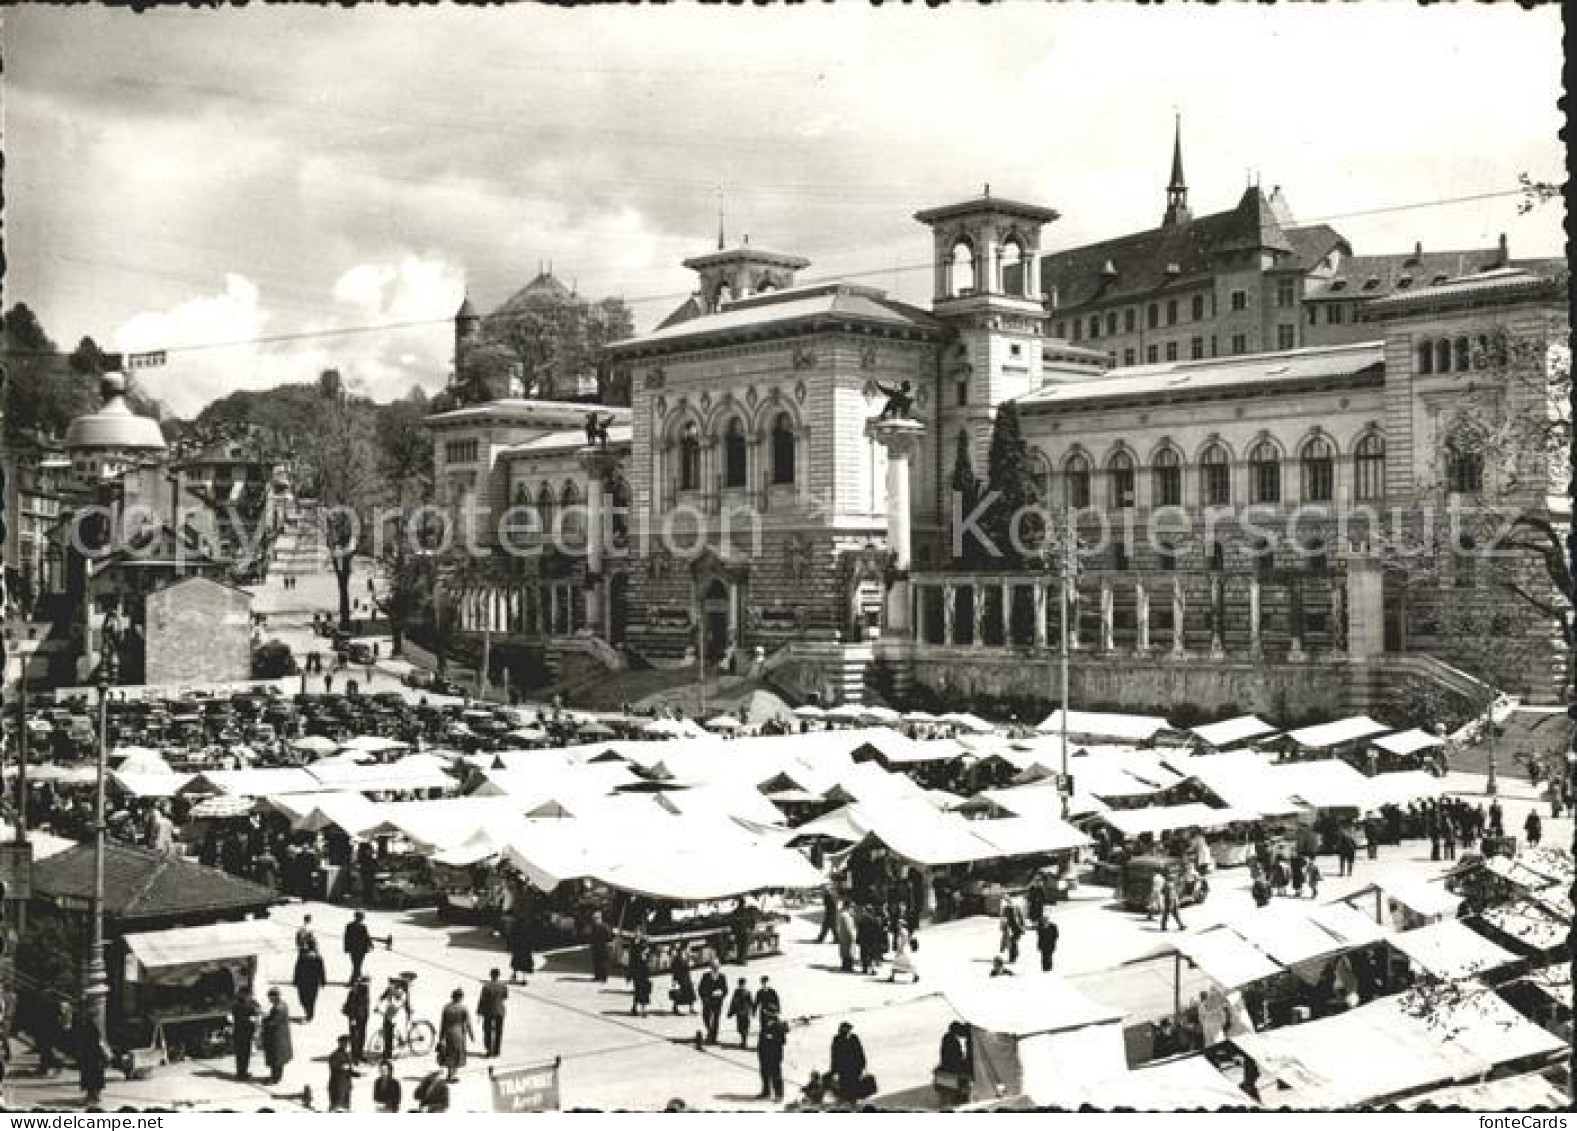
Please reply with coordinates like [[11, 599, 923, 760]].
[[943, 972, 1128, 1107], [119, 919, 291, 1062], [1188, 715, 1280, 753]]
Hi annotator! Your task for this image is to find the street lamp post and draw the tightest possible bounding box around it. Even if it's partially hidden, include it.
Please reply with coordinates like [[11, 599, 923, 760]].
[[1484, 704, 1499, 798], [84, 640, 117, 1036], [1047, 514, 1074, 796]]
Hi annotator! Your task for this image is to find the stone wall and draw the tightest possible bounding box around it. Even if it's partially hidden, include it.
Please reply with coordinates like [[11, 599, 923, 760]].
[[900, 643, 1346, 722], [143, 577, 253, 687]]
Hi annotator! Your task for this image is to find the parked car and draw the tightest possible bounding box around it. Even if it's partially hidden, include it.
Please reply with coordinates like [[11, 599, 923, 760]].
[[1119, 855, 1209, 912]]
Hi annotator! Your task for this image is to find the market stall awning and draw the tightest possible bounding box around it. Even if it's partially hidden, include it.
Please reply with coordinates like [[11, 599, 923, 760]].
[[1038, 709, 1173, 744], [1223, 904, 1352, 968], [1363, 771, 1445, 809], [1071, 1055, 1261, 1111], [181, 767, 321, 797], [1341, 876, 1463, 925], [1098, 803, 1261, 839], [1234, 990, 1564, 1108], [1167, 750, 1302, 815], [1265, 759, 1375, 810], [306, 757, 458, 794], [1371, 729, 1445, 757], [124, 918, 292, 980], [1190, 716, 1279, 750], [1304, 901, 1392, 948], [1477, 899, 1570, 953], [966, 816, 1090, 858], [1137, 927, 1284, 990], [1283, 715, 1390, 751], [944, 971, 1125, 1037], [1401, 1071, 1569, 1111], [110, 771, 195, 798], [1387, 919, 1520, 980]]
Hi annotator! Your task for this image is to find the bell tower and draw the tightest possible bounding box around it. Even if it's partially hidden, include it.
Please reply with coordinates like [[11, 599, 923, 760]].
[[914, 188, 1059, 461], [682, 243, 810, 314]]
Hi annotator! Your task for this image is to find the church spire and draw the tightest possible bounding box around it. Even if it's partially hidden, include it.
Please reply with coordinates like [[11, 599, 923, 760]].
[[1163, 113, 1191, 226]]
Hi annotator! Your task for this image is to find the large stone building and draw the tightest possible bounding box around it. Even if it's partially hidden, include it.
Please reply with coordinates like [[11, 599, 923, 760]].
[[427, 168, 1569, 712]]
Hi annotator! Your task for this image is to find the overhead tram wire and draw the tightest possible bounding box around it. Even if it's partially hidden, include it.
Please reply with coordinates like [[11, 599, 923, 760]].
[[5, 184, 1540, 363]]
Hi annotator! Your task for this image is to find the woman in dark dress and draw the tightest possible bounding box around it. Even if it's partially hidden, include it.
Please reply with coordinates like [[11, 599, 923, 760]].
[[628, 932, 654, 1017], [668, 948, 697, 1015], [508, 908, 536, 983], [76, 1014, 109, 1106]]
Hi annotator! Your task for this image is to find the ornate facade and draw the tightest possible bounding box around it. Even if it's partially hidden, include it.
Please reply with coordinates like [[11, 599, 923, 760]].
[[428, 182, 1569, 706]]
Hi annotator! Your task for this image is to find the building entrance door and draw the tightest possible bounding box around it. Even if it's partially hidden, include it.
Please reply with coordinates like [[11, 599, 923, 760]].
[[702, 577, 733, 664]]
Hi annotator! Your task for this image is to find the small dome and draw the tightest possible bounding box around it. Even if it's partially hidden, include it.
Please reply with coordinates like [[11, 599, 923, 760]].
[[65, 373, 167, 453]]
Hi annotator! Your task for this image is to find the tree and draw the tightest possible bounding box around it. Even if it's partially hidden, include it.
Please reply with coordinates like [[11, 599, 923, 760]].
[[981, 401, 1042, 568], [300, 370, 377, 628], [453, 340, 521, 405], [252, 638, 298, 678], [370, 387, 438, 654], [585, 297, 636, 405], [949, 430, 983, 568]]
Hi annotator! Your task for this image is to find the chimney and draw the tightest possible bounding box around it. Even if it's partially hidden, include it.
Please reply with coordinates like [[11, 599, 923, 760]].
[[1496, 233, 1509, 267]]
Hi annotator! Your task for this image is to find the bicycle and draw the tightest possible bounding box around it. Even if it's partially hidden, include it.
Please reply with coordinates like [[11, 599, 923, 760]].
[[369, 1010, 437, 1060], [369, 973, 437, 1060]]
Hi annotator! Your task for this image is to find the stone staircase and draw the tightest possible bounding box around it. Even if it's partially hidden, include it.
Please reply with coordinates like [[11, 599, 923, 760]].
[[1342, 652, 1498, 725]]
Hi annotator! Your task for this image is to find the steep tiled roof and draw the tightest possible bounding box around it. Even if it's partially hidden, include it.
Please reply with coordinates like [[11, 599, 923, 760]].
[[1016, 340, 1384, 411], [656, 294, 704, 331], [1283, 224, 1349, 270], [1042, 187, 1303, 311], [33, 842, 281, 924], [1305, 247, 1507, 303]]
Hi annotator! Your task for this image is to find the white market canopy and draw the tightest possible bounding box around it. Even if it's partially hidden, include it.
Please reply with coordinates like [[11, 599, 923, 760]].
[[1264, 759, 1376, 810], [1362, 771, 1445, 809], [1038, 709, 1173, 744], [110, 771, 195, 798], [1097, 802, 1261, 839], [945, 970, 1125, 1038], [1386, 920, 1520, 980], [1339, 876, 1463, 926], [1071, 1056, 1258, 1112], [1283, 715, 1390, 751], [1190, 715, 1279, 750], [1235, 991, 1565, 1108], [124, 919, 293, 981], [1372, 728, 1446, 757], [1166, 750, 1302, 816], [182, 767, 321, 797], [339, 735, 411, 756], [1134, 927, 1283, 991], [939, 712, 997, 734]]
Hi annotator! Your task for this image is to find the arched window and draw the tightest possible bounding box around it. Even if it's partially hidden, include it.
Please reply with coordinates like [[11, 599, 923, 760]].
[[949, 241, 975, 297], [1200, 443, 1231, 506], [560, 480, 583, 540], [1191, 294, 1205, 321], [1000, 239, 1025, 296], [1354, 433, 1385, 501], [1454, 337, 1471, 373], [1029, 450, 1053, 504], [714, 282, 734, 308], [1209, 540, 1225, 572], [1445, 439, 1482, 494], [1300, 435, 1335, 503], [1108, 450, 1135, 509], [1165, 299, 1178, 326], [679, 422, 701, 492], [1065, 453, 1091, 510], [513, 481, 530, 506], [1147, 303, 1159, 329], [1417, 341, 1434, 375], [1106, 311, 1118, 335], [536, 483, 555, 537], [722, 418, 748, 489], [1435, 339, 1451, 374], [1152, 447, 1182, 507], [1249, 439, 1282, 504], [1088, 315, 1100, 341], [770, 412, 796, 486]]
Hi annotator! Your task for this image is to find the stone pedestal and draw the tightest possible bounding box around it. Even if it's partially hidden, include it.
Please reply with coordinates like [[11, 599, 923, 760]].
[[867, 417, 925, 638], [578, 446, 622, 637]]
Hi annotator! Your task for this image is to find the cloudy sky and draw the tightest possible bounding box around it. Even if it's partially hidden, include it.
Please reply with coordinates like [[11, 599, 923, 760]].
[[8, 5, 1564, 417]]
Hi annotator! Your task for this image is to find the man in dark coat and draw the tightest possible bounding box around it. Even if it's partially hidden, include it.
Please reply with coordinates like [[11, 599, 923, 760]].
[[477, 968, 508, 1058], [755, 975, 782, 1022], [698, 959, 729, 1045], [262, 988, 294, 1085], [728, 978, 755, 1048], [731, 899, 755, 966], [815, 888, 838, 944], [293, 938, 328, 1022], [343, 910, 373, 984], [587, 911, 612, 982], [343, 975, 371, 1064], [829, 1021, 868, 1104], [1034, 911, 1060, 972], [231, 986, 261, 1080], [327, 1034, 357, 1112], [756, 1013, 788, 1102], [856, 906, 885, 975], [76, 1013, 109, 1106]]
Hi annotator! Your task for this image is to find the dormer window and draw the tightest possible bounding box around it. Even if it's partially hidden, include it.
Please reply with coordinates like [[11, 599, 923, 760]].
[[1329, 280, 1347, 292]]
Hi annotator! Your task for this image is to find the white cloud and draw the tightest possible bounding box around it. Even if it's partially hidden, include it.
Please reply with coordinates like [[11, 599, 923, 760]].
[[111, 256, 465, 417]]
